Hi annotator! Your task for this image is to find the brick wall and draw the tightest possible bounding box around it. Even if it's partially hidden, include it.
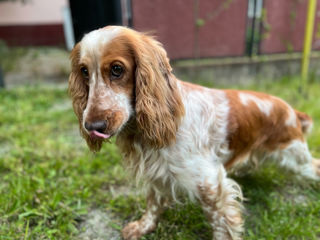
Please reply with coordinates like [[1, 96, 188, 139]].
[[132, 0, 248, 59]]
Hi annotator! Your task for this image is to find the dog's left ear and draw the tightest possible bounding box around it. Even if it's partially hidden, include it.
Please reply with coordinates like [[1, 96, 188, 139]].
[[130, 33, 185, 148]]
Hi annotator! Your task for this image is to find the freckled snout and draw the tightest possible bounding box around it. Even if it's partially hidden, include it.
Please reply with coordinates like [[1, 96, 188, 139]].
[[85, 120, 110, 139], [84, 109, 127, 139]]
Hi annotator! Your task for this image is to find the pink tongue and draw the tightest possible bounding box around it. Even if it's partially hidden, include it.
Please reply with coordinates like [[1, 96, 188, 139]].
[[90, 130, 111, 139]]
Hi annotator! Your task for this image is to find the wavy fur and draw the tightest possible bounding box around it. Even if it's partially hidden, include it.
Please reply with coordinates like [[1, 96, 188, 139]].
[[129, 33, 185, 148]]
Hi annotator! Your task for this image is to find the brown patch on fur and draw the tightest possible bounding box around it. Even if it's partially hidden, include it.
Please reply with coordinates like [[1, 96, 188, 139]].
[[225, 90, 307, 169], [295, 110, 313, 134], [122, 221, 142, 240], [99, 37, 136, 95], [198, 182, 218, 210]]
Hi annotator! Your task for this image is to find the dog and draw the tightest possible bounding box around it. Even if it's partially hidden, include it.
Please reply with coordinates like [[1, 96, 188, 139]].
[[68, 26, 320, 240]]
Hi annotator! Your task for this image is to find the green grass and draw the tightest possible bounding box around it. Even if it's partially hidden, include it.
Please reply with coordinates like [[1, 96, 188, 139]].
[[0, 77, 319, 239]]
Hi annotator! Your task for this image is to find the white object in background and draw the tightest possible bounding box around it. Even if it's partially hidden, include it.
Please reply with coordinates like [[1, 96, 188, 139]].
[[121, 0, 132, 26], [63, 6, 75, 51], [248, 0, 263, 18]]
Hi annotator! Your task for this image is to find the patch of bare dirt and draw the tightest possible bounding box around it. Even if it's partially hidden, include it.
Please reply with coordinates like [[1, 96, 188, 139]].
[[78, 209, 121, 240]]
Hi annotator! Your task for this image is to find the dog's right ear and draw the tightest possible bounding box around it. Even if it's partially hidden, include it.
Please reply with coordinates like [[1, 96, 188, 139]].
[[68, 43, 103, 152], [128, 32, 185, 148]]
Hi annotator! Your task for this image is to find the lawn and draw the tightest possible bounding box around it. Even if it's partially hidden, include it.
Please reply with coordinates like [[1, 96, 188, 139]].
[[0, 77, 319, 240]]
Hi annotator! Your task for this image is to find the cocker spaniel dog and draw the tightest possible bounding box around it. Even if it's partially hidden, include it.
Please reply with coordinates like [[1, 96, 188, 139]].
[[68, 26, 320, 240]]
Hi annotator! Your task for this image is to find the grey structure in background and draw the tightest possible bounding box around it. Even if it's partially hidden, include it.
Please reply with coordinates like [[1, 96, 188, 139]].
[[63, 6, 75, 51], [0, 66, 5, 88]]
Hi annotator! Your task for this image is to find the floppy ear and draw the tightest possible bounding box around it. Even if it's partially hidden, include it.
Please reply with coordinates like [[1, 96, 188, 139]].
[[68, 43, 103, 152], [131, 33, 185, 148]]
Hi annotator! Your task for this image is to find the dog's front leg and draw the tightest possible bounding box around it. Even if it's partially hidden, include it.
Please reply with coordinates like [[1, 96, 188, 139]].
[[198, 165, 244, 240], [122, 189, 167, 240]]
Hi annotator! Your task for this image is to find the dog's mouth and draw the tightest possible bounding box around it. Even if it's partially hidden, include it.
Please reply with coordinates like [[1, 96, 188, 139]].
[[89, 130, 111, 139]]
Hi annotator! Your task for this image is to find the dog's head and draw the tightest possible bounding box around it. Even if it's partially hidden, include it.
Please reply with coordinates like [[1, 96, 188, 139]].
[[68, 26, 185, 151]]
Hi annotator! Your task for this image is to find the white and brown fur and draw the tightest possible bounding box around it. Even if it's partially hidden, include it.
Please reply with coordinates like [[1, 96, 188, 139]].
[[68, 26, 320, 240]]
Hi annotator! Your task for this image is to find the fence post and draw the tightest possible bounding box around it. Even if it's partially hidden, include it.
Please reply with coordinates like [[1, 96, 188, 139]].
[[301, 0, 317, 92], [0, 66, 4, 88], [248, 0, 257, 57]]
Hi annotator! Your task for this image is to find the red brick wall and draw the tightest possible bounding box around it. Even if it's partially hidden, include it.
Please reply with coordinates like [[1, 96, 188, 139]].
[[260, 0, 320, 54], [0, 24, 65, 46], [132, 0, 248, 59]]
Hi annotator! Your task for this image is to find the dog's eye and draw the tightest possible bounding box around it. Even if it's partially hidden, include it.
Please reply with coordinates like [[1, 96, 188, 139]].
[[80, 66, 89, 79], [111, 65, 123, 79]]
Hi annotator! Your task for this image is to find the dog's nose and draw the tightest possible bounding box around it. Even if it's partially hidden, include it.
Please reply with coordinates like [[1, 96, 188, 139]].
[[85, 120, 107, 133]]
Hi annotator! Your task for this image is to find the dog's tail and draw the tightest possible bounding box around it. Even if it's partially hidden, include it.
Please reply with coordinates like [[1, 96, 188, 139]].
[[296, 110, 313, 135]]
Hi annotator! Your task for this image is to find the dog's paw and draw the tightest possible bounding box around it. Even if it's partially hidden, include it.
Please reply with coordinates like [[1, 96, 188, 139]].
[[312, 159, 320, 178], [122, 221, 142, 240]]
